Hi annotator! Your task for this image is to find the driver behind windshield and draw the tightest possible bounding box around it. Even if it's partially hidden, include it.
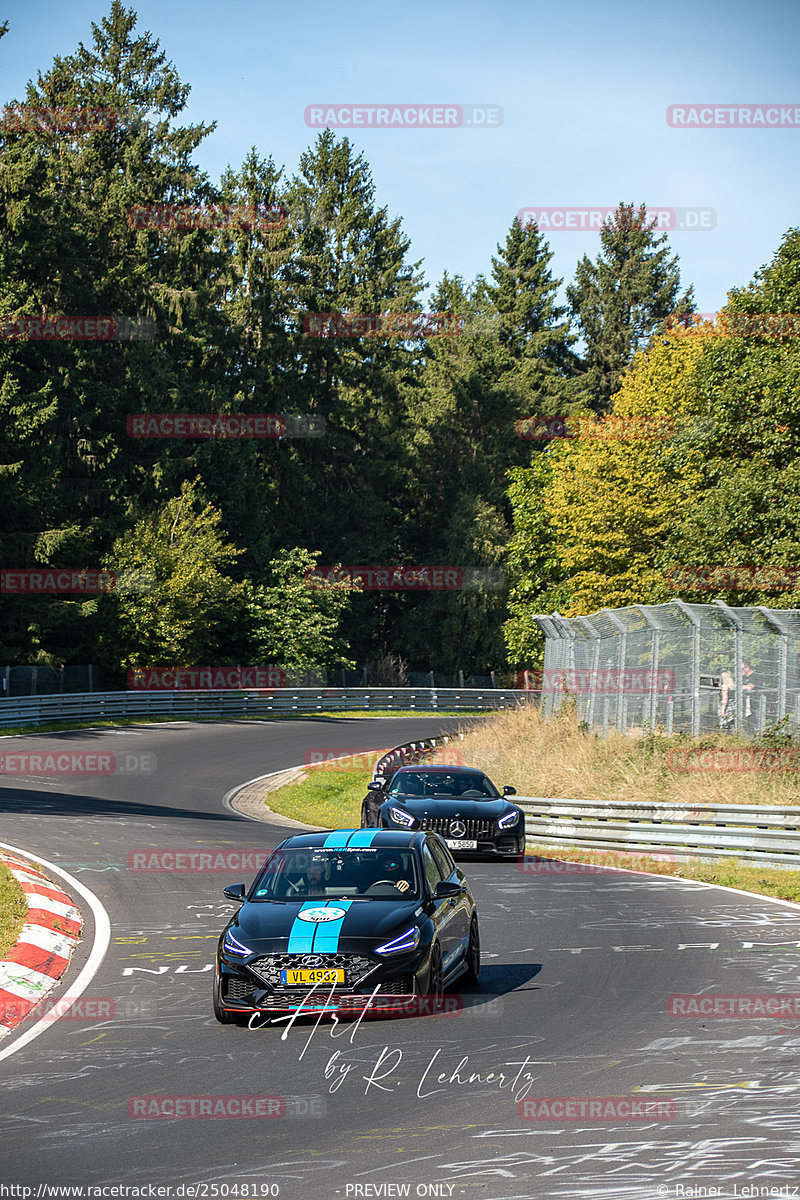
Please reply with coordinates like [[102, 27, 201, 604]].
[[296, 860, 326, 895]]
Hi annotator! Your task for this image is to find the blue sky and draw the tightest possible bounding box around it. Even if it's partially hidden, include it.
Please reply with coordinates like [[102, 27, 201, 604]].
[[3, 0, 798, 312]]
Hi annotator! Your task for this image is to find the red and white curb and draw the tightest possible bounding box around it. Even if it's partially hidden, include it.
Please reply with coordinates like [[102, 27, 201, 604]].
[[0, 851, 82, 1038]]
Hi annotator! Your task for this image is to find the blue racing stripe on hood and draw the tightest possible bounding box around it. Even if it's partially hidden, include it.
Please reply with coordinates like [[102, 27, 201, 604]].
[[287, 901, 324, 952], [312, 900, 353, 952]]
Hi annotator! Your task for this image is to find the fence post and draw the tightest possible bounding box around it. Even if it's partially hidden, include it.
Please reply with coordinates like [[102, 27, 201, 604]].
[[778, 624, 788, 724], [600, 609, 628, 733]]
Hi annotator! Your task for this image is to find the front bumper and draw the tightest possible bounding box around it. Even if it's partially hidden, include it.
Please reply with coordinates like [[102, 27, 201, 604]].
[[217, 947, 427, 1015], [382, 815, 525, 855]]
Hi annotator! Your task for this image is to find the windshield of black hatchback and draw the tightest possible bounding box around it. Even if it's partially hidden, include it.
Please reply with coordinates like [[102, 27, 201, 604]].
[[251, 847, 422, 900]]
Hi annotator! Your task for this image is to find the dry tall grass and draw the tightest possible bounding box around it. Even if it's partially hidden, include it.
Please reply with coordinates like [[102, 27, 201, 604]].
[[430, 703, 800, 807]]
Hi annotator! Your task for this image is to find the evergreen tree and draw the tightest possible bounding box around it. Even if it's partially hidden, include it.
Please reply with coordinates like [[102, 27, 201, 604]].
[[0, 1, 220, 663], [486, 217, 581, 412], [567, 203, 694, 411]]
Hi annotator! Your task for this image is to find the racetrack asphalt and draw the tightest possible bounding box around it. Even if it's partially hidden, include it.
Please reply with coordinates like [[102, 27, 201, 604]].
[[1, 715, 800, 1200]]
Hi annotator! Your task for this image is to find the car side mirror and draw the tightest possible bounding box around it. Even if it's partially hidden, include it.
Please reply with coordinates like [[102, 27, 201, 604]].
[[223, 883, 246, 901], [367, 780, 385, 791], [503, 785, 517, 796], [434, 880, 461, 899]]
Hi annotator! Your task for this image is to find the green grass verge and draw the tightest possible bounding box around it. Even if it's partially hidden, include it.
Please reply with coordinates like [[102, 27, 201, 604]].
[[525, 843, 800, 903], [264, 766, 375, 829], [0, 860, 28, 959]]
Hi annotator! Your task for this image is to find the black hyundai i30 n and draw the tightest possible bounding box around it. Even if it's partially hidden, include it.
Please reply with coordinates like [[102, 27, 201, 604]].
[[213, 827, 479, 1024]]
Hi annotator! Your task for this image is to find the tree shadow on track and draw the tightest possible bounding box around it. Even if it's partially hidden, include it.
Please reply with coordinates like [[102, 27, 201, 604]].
[[0, 785, 238, 823]]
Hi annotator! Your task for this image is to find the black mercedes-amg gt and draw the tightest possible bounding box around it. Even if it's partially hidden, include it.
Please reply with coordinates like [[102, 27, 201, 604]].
[[361, 764, 525, 858], [213, 828, 479, 1023]]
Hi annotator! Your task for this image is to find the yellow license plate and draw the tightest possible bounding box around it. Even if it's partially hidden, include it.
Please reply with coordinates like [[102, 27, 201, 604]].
[[281, 968, 345, 986]]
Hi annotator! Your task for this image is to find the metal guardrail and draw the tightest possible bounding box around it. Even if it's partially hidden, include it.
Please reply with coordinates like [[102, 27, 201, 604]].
[[518, 796, 800, 867], [371, 737, 800, 868], [0, 688, 531, 729]]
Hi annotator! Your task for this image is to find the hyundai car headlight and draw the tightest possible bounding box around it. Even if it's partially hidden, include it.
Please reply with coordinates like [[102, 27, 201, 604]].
[[498, 810, 520, 829], [389, 806, 415, 827], [375, 926, 421, 954], [222, 930, 252, 956]]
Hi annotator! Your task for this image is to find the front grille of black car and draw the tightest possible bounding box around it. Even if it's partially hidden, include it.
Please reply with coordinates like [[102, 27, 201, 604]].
[[252, 991, 407, 1008], [247, 953, 375, 991], [419, 817, 493, 840]]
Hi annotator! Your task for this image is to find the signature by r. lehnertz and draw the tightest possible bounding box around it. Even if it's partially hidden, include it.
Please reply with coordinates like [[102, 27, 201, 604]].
[[247, 978, 543, 1099]]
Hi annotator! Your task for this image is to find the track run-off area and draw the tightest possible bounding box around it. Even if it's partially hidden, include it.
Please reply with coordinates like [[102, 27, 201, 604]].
[[1, 716, 800, 1200]]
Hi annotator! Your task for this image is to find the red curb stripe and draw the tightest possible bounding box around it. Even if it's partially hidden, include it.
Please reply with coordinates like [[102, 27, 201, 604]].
[[0, 989, 35, 1024], [3, 860, 47, 879], [25, 909, 82, 938], [19, 883, 73, 905], [3, 942, 71, 978], [0, 852, 83, 1034]]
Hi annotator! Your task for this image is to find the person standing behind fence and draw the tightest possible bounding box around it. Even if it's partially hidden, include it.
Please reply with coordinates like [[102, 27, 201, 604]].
[[742, 661, 756, 731], [719, 667, 735, 730], [719, 663, 755, 731]]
